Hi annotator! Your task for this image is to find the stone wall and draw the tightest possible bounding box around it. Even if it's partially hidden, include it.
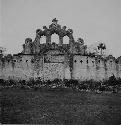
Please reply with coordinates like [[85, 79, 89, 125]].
[[0, 54, 121, 81], [1, 19, 121, 82], [0, 55, 35, 80], [0, 51, 70, 81], [72, 55, 121, 81]]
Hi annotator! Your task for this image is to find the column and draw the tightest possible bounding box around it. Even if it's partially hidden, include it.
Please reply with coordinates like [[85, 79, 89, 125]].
[[46, 35, 51, 45], [59, 36, 63, 46]]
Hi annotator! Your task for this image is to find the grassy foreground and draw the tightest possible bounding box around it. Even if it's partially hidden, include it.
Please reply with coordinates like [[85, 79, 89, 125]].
[[0, 88, 121, 125]]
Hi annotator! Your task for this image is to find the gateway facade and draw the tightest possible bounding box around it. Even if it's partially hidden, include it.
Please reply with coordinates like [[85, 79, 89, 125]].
[[0, 19, 121, 81]]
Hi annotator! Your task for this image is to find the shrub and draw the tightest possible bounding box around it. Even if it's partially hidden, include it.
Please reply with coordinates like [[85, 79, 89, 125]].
[[0, 79, 6, 86], [64, 79, 79, 89]]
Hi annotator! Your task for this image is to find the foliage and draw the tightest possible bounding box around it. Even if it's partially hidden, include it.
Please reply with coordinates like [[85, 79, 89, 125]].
[[0, 76, 121, 93], [97, 42, 106, 55]]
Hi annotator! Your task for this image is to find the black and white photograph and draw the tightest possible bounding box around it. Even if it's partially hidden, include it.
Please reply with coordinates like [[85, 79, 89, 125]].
[[0, 0, 121, 124]]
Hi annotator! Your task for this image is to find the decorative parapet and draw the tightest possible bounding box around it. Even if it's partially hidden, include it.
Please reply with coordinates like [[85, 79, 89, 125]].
[[21, 18, 77, 55], [33, 18, 75, 46], [106, 55, 116, 61]]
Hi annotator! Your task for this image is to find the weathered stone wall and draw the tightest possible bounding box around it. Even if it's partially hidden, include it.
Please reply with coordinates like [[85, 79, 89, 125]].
[[0, 51, 70, 81], [43, 50, 68, 81], [72, 55, 121, 81], [0, 55, 35, 80], [73, 56, 97, 81], [0, 54, 121, 81], [1, 19, 121, 82], [117, 57, 121, 78], [43, 63, 64, 81]]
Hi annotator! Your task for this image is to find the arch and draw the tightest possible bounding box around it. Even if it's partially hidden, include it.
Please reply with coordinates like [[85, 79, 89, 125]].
[[63, 35, 69, 44], [35, 19, 74, 45], [51, 33, 59, 44], [40, 36, 46, 44]]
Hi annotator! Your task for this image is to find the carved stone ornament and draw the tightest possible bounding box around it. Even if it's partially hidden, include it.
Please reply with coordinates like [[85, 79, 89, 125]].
[[25, 38, 32, 44], [33, 18, 75, 45], [62, 26, 66, 30], [67, 29, 73, 35], [77, 38, 84, 45], [36, 29, 43, 37], [49, 19, 61, 34], [43, 26, 48, 30], [52, 18, 58, 24]]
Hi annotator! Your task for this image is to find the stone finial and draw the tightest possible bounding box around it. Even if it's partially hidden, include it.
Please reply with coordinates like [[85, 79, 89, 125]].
[[67, 29, 73, 34], [52, 18, 58, 24], [36, 29, 43, 35], [43, 26, 48, 30], [36, 29, 43, 39], [62, 26, 67, 30], [25, 38, 32, 44], [77, 38, 84, 45]]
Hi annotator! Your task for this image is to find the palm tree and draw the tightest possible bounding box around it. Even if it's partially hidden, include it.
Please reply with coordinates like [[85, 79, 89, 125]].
[[97, 42, 106, 55]]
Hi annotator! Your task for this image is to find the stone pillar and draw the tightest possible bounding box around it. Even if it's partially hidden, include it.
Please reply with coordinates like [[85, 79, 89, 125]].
[[22, 44, 25, 54], [46, 35, 51, 45], [69, 35, 74, 44], [24, 38, 33, 54], [34, 36, 41, 54], [69, 37, 74, 54], [69, 54, 74, 79], [59, 36, 63, 46]]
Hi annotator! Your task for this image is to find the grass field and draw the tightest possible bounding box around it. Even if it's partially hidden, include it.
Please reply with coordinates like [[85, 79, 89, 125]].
[[0, 87, 121, 125]]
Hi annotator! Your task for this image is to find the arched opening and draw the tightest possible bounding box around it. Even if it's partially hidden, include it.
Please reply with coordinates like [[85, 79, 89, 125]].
[[51, 33, 59, 44], [63, 36, 69, 44], [40, 36, 46, 44]]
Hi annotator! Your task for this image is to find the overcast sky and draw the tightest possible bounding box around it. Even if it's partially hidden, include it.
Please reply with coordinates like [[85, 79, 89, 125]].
[[0, 0, 121, 57]]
